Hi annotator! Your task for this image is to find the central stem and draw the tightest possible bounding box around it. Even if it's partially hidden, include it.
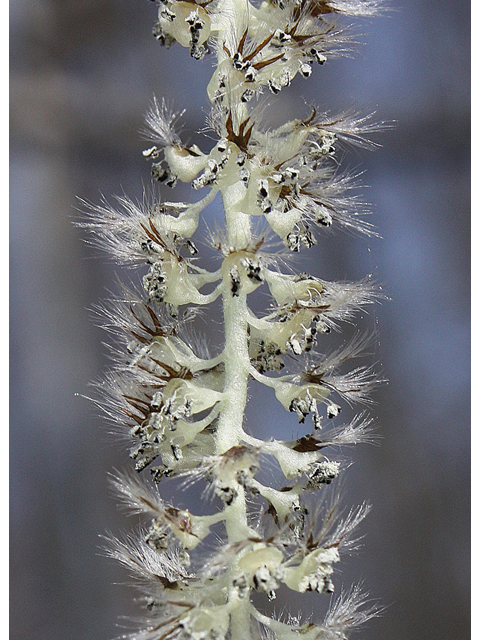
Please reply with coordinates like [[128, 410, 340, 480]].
[[215, 189, 253, 640], [216, 186, 252, 457], [215, 291, 250, 457]]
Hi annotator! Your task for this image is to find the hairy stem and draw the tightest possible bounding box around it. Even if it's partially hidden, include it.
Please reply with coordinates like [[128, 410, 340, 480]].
[[215, 195, 253, 638], [215, 291, 250, 455], [216, 186, 252, 455]]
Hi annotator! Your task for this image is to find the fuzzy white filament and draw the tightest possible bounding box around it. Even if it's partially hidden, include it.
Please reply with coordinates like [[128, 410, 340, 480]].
[[81, 1, 388, 638]]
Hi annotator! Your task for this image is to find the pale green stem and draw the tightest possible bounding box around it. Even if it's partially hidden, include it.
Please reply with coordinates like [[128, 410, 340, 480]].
[[189, 353, 226, 374], [248, 364, 296, 386], [215, 291, 250, 454], [215, 183, 253, 453], [214, 186, 253, 640]]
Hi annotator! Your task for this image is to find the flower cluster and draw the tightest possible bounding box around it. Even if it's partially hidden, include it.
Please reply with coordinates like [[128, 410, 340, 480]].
[[82, 0, 386, 638]]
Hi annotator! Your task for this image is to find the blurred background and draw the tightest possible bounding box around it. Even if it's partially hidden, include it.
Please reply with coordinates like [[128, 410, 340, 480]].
[[10, 1, 470, 639]]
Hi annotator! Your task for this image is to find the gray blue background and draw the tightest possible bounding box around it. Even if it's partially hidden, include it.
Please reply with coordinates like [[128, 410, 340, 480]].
[[10, 1, 470, 639]]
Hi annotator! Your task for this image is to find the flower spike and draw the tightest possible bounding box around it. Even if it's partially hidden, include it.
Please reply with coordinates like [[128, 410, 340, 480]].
[[81, 1, 388, 638]]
